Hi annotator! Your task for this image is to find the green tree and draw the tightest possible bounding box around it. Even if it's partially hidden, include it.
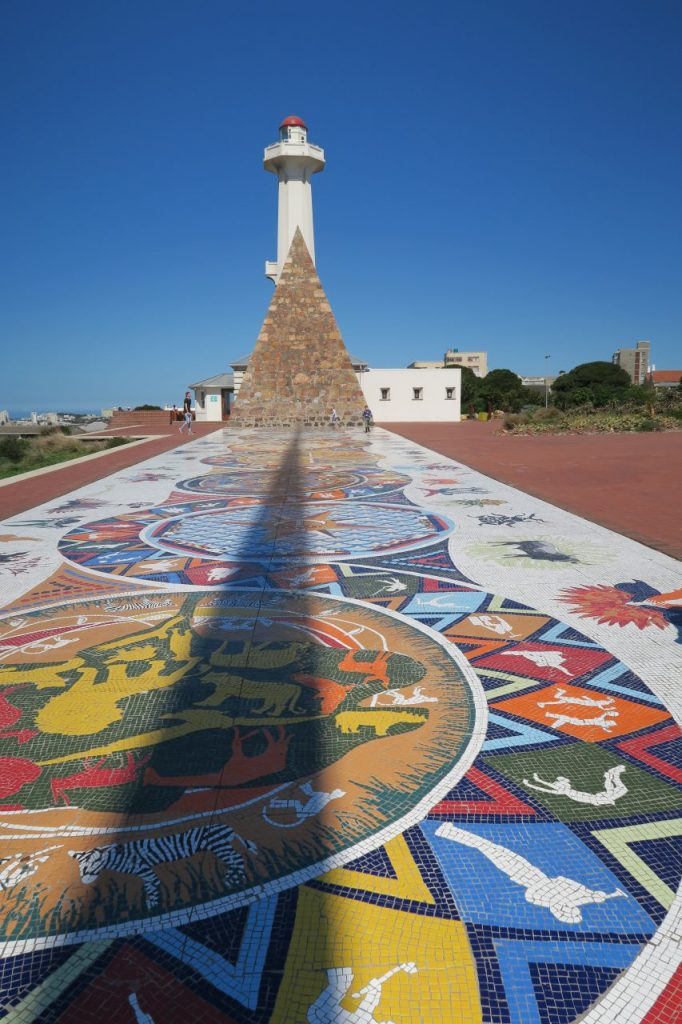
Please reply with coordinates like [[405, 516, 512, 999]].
[[625, 385, 649, 407], [522, 387, 545, 407], [478, 369, 525, 413], [458, 366, 480, 413], [551, 362, 630, 409]]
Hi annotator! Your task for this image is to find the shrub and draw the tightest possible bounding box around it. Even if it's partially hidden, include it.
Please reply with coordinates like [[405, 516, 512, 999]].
[[0, 436, 26, 463], [533, 406, 562, 421], [502, 413, 531, 431], [134, 404, 162, 411], [105, 437, 130, 449], [636, 417, 664, 432]]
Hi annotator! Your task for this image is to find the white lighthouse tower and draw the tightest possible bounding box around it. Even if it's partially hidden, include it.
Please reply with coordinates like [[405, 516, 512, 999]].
[[264, 115, 325, 284]]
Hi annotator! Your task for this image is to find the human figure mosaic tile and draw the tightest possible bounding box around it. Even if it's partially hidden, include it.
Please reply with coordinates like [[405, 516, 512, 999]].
[[0, 426, 680, 1023]]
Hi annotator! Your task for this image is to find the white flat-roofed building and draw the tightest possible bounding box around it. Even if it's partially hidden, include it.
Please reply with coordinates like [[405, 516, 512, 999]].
[[359, 368, 461, 423], [190, 373, 234, 422], [194, 359, 460, 424]]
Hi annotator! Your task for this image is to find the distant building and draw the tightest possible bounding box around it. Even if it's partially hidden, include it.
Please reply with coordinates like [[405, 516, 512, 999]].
[[520, 375, 557, 388], [612, 340, 650, 384], [444, 349, 487, 377], [0, 411, 9, 426], [79, 420, 109, 433], [646, 369, 682, 390], [408, 349, 488, 377]]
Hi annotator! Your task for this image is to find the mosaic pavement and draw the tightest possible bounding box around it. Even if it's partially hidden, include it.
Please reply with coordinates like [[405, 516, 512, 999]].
[[0, 427, 680, 1023]]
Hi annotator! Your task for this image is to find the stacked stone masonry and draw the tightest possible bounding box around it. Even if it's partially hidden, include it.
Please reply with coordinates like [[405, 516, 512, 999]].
[[230, 228, 366, 428]]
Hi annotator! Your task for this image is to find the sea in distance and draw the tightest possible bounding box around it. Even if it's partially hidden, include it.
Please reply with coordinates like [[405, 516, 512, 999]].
[[7, 407, 101, 420]]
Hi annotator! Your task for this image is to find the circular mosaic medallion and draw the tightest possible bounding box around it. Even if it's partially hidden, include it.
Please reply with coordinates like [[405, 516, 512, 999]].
[[202, 443, 373, 470], [175, 467, 411, 500], [0, 589, 484, 948], [58, 501, 453, 584]]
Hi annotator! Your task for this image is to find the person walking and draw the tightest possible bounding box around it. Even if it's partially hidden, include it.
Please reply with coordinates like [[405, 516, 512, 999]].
[[179, 391, 193, 435], [329, 407, 340, 429], [362, 405, 373, 433]]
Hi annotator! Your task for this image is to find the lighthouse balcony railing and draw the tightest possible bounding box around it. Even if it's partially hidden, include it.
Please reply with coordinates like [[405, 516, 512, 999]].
[[264, 142, 324, 160]]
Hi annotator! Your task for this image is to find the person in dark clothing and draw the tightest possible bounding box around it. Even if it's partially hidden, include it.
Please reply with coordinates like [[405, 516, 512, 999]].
[[179, 392, 193, 435], [362, 406, 373, 433]]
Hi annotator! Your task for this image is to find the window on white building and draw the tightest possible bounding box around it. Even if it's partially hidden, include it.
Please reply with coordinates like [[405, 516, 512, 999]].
[[445, 387, 455, 400], [380, 388, 391, 401], [413, 387, 423, 401]]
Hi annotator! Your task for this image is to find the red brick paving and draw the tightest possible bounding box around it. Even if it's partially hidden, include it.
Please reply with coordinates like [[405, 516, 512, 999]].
[[384, 420, 682, 561], [0, 422, 224, 520]]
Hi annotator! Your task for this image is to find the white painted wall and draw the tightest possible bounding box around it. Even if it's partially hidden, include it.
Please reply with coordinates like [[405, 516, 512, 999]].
[[358, 368, 461, 423], [192, 387, 223, 422]]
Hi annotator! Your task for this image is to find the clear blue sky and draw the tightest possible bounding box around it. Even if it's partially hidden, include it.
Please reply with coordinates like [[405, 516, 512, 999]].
[[1, 0, 681, 411]]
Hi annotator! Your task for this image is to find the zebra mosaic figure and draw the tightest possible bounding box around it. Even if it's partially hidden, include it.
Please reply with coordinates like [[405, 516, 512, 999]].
[[69, 825, 257, 907]]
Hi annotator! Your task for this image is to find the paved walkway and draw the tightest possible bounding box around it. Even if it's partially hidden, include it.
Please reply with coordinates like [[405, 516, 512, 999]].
[[385, 421, 682, 560], [0, 426, 679, 1024]]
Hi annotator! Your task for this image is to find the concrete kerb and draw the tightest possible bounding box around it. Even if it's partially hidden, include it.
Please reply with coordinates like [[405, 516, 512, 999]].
[[0, 435, 163, 489]]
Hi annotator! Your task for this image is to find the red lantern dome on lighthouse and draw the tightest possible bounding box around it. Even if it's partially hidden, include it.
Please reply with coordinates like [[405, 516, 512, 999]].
[[278, 115, 308, 143], [279, 115, 307, 131]]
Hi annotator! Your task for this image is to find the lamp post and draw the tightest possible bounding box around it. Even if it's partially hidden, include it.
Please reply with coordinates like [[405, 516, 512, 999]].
[[544, 355, 551, 408]]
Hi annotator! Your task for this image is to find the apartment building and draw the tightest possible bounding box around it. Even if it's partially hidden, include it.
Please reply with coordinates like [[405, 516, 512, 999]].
[[612, 340, 650, 384], [408, 349, 488, 377]]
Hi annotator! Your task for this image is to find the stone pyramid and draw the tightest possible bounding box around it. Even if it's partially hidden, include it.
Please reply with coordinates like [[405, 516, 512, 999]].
[[230, 228, 366, 428]]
